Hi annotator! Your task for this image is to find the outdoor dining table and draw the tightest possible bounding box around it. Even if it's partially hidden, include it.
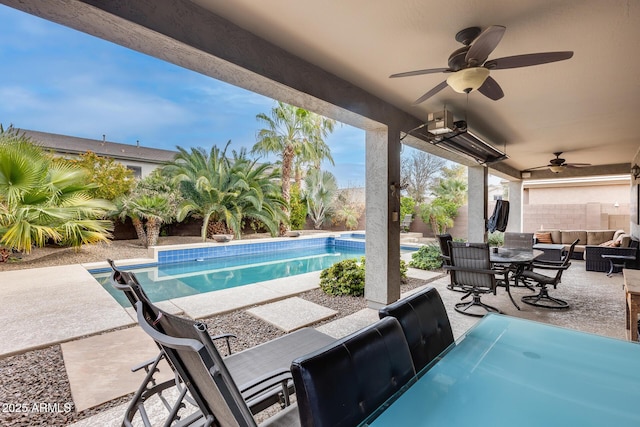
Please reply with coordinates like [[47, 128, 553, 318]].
[[361, 313, 640, 427], [490, 247, 541, 310]]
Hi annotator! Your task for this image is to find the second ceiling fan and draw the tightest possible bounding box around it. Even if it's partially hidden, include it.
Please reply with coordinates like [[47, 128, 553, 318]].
[[390, 25, 573, 104]]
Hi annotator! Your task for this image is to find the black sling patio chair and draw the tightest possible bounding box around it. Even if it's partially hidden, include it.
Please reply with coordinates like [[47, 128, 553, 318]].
[[446, 242, 502, 317], [108, 260, 334, 426], [519, 239, 579, 309], [378, 286, 454, 372], [437, 233, 466, 293]]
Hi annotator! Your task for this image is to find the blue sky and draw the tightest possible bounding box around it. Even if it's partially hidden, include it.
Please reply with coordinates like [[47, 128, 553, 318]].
[[0, 5, 367, 187]]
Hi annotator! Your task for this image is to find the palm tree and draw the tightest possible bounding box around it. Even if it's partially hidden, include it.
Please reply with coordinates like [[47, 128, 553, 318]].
[[252, 102, 335, 232], [303, 170, 338, 229], [0, 126, 113, 253], [163, 142, 286, 241]]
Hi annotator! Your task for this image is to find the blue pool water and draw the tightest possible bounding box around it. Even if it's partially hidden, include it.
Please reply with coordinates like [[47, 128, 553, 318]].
[[93, 246, 366, 307]]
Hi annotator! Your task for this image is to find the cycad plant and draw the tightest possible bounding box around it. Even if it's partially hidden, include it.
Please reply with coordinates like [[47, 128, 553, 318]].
[[0, 126, 113, 253], [163, 142, 286, 241]]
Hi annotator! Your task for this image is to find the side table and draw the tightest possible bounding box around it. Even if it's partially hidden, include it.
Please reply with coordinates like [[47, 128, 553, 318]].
[[622, 269, 640, 341], [602, 254, 636, 277]]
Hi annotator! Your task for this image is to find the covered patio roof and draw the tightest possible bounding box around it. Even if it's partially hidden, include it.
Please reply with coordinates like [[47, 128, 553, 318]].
[[4, 0, 639, 180]]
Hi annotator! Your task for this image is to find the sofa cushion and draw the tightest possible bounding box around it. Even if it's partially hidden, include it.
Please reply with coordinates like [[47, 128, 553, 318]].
[[587, 230, 616, 245], [613, 229, 626, 241], [561, 230, 587, 245], [617, 234, 631, 248], [534, 232, 553, 244], [539, 229, 561, 244]]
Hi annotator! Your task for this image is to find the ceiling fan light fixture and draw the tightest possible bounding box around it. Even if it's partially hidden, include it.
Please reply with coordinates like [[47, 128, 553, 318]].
[[446, 67, 490, 93], [549, 165, 564, 173]]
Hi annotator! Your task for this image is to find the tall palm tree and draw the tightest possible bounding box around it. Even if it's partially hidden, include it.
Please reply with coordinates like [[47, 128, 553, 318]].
[[252, 102, 335, 232], [0, 127, 113, 253], [163, 142, 286, 241]]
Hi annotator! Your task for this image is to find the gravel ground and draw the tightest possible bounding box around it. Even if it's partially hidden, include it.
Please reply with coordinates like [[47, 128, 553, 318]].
[[0, 237, 431, 427]]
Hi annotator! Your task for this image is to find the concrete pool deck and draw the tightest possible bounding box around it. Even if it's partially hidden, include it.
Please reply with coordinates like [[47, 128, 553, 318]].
[[0, 259, 440, 358]]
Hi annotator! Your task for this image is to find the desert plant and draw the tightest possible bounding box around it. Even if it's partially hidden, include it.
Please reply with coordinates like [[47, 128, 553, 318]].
[[303, 169, 338, 229], [320, 256, 408, 296], [0, 125, 114, 253], [488, 231, 504, 247], [67, 151, 135, 201], [409, 244, 443, 270], [319, 258, 366, 296]]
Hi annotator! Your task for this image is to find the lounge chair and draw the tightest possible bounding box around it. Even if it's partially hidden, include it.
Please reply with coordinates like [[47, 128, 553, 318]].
[[400, 214, 413, 232], [133, 299, 299, 427], [108, 260, 334, 426]]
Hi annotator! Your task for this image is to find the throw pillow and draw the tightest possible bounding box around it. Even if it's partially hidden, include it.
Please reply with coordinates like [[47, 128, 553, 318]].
[[599, 239, 616, 247], [535, 232, 553, 243]]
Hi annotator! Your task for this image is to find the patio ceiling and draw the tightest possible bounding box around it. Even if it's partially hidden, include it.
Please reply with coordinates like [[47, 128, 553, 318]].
[[3, 0, 640, 180], [192, 0, 640, 179]]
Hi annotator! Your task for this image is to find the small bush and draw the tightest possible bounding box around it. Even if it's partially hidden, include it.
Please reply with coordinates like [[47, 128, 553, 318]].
[[409, 244, 443, 270], [320, 258, 365, 296], [320, 257, 409, 296], [488, 231, 504, 247]]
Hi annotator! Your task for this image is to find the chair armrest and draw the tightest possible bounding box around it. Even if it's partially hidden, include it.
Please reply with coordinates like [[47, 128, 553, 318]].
[[238, 368, 294, 408], [530, 262, 571, 271], [210, 333, 237, 355], [444, 265, 500, 275]]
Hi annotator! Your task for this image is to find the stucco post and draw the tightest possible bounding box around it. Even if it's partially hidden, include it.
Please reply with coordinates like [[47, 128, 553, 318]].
[[468, 165, 488, 242], [365, 127, 401, 308], [506, 180, 523, 232]]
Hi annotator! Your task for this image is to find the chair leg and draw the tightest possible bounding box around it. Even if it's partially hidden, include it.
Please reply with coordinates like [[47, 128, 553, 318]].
[[454, 294, 502, 317], [521, 287, 569, 309]]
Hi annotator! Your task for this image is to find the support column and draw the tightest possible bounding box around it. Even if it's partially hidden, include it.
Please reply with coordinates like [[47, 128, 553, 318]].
[[506, 180, 523, 232], [468, 166, 488, 242], [365, 127, 401, 308]]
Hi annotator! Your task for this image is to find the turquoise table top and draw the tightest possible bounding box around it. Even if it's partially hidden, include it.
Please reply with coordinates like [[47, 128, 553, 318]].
[[362, 314, 640, 427]]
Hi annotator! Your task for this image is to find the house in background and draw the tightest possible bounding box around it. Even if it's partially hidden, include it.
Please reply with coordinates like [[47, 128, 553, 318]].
[[20, 129, 178, 178]]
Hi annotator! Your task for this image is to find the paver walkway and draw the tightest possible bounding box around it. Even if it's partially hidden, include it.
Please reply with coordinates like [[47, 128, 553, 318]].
[[246, 297, 338, 332]]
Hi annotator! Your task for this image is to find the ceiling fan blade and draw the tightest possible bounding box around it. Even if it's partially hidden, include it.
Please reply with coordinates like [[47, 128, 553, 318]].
[[565, 163, 591, 168], [413, 81, 448, 104], [477, 76, 504, 100], [485, 51, 574, 70], [465, 25, 506, 66], [389, 68, 451, 78], [523, 165, 553, 171]]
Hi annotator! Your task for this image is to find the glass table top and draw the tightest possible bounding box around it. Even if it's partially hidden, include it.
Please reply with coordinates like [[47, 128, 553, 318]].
[[362, 314, 640, 426]]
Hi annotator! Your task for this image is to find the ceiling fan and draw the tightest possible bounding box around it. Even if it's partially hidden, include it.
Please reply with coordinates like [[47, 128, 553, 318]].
[[525, 152, 591, 173], [390, 25, 573, 104]]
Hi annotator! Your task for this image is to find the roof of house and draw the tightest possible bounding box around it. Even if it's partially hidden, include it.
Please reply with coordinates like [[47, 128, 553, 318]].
[[20, 129, 178, 163]]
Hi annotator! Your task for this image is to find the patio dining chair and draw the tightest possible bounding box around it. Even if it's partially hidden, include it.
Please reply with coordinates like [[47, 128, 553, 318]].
[[446, 242, 502, 317], [291, 316, 416, 427], [519, 239, 579, 309], [378, 286, 454, 372], [437, 233, 466, 293]]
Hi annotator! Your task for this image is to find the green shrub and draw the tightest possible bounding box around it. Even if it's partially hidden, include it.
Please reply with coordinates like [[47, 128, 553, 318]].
[[409, 244, 443, 270], [488, 231, 504, 247], [320, 258, 365, 296], [319, 257, 408, 296]]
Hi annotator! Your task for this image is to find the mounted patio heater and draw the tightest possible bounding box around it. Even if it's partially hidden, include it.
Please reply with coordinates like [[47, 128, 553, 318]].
[[426, 111, 507, 165]]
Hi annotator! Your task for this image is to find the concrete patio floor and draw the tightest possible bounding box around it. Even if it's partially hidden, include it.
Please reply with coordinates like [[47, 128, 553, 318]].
[[0, 255, 631, 426]]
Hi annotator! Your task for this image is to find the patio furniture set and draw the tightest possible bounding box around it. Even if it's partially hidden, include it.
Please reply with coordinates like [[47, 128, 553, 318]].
[[437, 232, 577, 317], [108, 259, 640, 427]]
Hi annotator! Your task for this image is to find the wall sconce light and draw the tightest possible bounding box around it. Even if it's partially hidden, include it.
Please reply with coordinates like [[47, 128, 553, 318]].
[[632, 164, 640, 180]]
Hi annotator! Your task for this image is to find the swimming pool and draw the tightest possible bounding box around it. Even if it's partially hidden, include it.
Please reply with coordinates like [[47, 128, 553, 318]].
[[93, 245, 366, 307], [91, 234, 419, 307]]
